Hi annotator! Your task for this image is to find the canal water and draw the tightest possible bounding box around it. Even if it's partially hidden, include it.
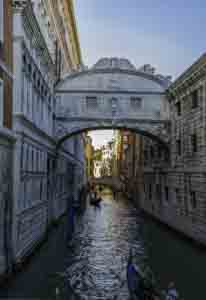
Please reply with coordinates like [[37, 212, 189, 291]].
[[1, 188, 206, 299]]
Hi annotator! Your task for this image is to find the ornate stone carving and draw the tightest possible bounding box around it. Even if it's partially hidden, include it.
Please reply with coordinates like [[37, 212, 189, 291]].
[[12, 0, 28, 12]]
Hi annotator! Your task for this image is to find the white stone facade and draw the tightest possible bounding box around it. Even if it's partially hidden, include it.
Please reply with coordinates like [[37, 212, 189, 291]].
[[10, 1, 86, 264], [55, 58, 171, 145]]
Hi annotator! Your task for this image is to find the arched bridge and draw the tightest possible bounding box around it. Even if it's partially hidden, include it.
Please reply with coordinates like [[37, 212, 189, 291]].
[[55, 58, 172, 148]]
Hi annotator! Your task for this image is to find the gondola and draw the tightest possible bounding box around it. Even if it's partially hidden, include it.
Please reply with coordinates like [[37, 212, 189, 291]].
[[127, 260, 145, 300], [127, 254, 161, 300], [90, 196, 102, 206]]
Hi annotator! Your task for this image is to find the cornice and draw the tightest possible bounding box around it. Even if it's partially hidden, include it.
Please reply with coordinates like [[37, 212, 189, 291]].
[[66, 0, 82, 66], [168, 53, 206, 95], [55, 116, 169, 125], [57, 68, 169, 90], [56, 89, 165, 95], [22, 1, 54, 71], [14, 113, 56, 145]]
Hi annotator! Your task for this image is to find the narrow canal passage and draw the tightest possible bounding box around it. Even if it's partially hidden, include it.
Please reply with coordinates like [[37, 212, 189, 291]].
[[0, 188, 206, 299]]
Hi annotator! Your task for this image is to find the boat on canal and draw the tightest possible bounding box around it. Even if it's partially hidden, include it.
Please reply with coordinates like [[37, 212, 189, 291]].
[[127, 253, 162, 300], [89, 190, 102, 206], [127, 260, 180, 300]]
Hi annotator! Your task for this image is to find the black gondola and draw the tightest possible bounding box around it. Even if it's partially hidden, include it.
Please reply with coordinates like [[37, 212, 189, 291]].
[[90, 196, 102, 206], [127, 252, 161, 300]]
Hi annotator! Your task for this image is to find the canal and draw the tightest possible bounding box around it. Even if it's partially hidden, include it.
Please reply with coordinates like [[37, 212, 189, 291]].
[[0, 188, 205, 299]]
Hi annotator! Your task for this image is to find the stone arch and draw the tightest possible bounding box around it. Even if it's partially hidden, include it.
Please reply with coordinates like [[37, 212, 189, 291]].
[[56, 123, 170, 151]]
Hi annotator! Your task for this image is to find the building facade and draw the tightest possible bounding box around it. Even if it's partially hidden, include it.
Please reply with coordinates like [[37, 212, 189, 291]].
[[10, 0, 85, 267], [114, 130, 143, 200], [140, 54, 206, 246], [0, 0, 16, 278]]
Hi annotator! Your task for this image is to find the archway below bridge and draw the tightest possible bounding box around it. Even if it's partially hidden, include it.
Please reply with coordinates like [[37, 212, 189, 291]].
[[56, 124, 170, 151]]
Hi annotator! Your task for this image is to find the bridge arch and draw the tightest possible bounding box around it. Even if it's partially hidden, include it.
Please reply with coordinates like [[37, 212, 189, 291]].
[[56, 124, 170, 150], [54, 57, 172, 151]]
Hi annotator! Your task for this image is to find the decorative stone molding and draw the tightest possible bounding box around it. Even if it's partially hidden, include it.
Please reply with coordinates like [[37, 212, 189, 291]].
[[55, 117, 170, 148], [12, 0, 28, 12]]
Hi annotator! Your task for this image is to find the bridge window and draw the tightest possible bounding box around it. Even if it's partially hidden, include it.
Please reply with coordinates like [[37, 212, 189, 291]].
[[130, 97, 142, 109], [86, 96, 98, 110]]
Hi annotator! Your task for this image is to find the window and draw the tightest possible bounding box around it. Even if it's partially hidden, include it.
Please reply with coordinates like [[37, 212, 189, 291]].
[[86, 96, 98, 110], [158, 146, 162, 158], [176, 188, 181, 203], [130, 97, 142, 109], [0, 79, 3, 126], [156, 184, 162, 200], [150, 146, 154, 159], [191, 134, 197, 153], [0, 0, 4, 43], [144, 150, 148, 161], [165, 186, 169, 202], [190, 191, 197, 209], [176, 139, 181, 156], [149, 184, 152, 200], [191, 90, 198, 108], [175, 101, 181, 116]]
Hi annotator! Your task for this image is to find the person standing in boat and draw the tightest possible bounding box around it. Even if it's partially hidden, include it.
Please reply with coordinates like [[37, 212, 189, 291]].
[[165, 282, 179, 300]]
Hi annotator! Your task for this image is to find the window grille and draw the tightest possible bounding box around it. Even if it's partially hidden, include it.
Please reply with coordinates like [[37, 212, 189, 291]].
[[130, 97, 142, 109], [86, 96, 98, 110]]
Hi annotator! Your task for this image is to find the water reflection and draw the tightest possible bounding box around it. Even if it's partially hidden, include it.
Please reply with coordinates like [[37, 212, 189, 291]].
[[60, 189, 148, 300]]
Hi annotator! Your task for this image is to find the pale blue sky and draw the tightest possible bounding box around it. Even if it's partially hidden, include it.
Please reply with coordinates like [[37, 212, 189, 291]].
[[75, 0, 206, 147], [75, 0, 205, 78]]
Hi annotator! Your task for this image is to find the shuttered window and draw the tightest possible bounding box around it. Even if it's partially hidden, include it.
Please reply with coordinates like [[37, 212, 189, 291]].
[[0, 79, 3, 126]]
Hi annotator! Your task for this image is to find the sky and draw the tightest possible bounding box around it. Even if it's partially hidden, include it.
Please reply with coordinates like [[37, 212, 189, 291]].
[[88, 130, 114, 149], [75, 0, 206, 78], [74, 0, 206, 147]]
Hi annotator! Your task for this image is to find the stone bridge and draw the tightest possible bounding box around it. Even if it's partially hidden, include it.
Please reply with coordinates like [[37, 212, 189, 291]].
[[54, 58, 172, 149]]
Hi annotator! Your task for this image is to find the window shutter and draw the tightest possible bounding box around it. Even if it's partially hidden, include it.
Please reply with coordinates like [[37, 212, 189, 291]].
[[0, 79, 4, 126], [0, 0, 4, 43]]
